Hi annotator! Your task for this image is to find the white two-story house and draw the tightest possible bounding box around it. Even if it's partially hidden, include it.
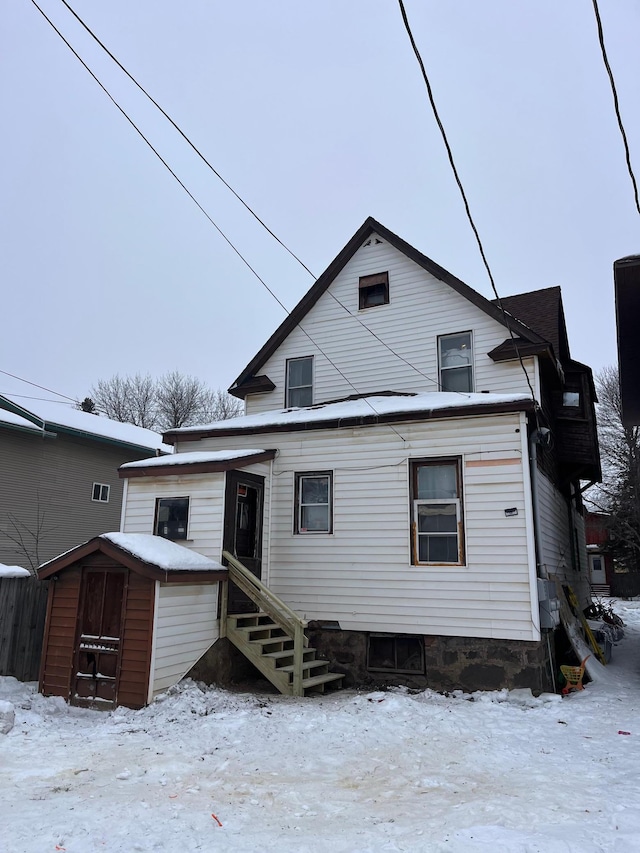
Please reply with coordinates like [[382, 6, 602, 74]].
[[38, 218, 600, 706]]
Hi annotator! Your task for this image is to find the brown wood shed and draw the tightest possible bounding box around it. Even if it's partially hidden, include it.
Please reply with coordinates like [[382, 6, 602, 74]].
[[38, 533, 227, 710]]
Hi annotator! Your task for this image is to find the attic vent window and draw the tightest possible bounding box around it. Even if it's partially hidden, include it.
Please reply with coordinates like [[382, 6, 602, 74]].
[[359, 272, 389, 310]]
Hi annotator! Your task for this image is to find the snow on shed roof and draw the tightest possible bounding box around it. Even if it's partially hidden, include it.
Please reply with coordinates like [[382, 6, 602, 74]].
[[167, 391, 533, 440], [101, 533, 223, 572], [0, 394, 171, 454]]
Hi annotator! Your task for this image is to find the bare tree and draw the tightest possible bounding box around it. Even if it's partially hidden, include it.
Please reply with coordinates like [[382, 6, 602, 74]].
[[90, 374, 158, 429], [156, 371, 217, 430], [591, 366, 640, 572], [86, 372, 242, 432], [0, 501, 54, 575]]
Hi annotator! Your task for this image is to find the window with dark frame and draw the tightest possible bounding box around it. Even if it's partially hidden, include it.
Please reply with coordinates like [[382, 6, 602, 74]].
[[438, 332, 473, 392], [367, 634, 424, 673], [410, 459, 464, 565], [359, 272, 389, 310], [155, 497, 190, 540], [294, 472, 332, 534], [286, 356, 313, 408], [91, 483, 110, 503]]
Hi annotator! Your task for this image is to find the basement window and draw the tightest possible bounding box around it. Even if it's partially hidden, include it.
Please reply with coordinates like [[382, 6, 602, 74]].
[[359, 272, 389, 310], [368, 634, 424, 674], [155, 497, 189, 540], [91, 483, 110, 503]]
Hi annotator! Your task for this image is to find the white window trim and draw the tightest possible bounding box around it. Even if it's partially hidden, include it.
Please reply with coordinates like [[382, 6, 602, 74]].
[[154, 496, 190, 541], [413, 498, 462, 564], [410, 458, 465, 566], [294, 471, 333, 534], [438, 331, 474, 393], [285, 356, 314, 408], [91, 483, 110, 503]]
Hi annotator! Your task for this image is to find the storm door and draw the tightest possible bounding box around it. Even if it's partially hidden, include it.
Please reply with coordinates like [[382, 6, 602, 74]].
[[223, 471, 264, 614], [72, 568, 127, 708]]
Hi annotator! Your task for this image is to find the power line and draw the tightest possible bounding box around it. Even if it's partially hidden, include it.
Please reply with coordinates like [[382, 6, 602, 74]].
[[0, 369, 77, 402], [591, 0, 640, 218], [53, 0, 453, 396], [397, 0, 538, 406]]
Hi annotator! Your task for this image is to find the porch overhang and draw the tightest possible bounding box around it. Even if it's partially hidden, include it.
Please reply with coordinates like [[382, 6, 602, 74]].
[[119, 449, 277, 476]]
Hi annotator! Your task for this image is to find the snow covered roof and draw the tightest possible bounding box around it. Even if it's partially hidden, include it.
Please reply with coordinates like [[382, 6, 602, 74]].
[[166, 391, 534, 441], [0, 564, 31, 578], [101, 533, 223, 572], [38, 533, 226, 582], [120, 448, 276, 478], [0, 394, 171, 454]]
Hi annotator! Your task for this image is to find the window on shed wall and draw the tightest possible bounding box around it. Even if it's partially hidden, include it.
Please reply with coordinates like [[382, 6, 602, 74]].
[[359, 272, 389, 310], [294, 472, 332, 534], [155, 497, 189, 540], [286, 356, 313, 407], [438, 332, 473, 392], [92, 483, 110, 503], [410, 459, 464, 565]]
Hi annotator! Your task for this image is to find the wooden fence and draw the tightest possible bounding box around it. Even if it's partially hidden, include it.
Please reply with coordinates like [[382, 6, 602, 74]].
[[0, 576, 49, 682]]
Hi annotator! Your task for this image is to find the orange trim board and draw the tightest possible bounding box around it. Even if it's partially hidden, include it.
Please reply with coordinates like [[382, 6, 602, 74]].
[[465, 458, 521, 468]]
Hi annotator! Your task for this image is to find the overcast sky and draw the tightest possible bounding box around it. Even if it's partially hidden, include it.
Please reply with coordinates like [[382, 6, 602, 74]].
[[1, 1, 639, 415]]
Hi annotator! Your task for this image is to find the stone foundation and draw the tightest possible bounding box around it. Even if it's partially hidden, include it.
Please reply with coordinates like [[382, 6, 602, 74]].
[[306, 627, 554, 694]]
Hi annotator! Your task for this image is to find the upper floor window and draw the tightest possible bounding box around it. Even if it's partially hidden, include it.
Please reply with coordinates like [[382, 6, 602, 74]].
[[410, 459, 464, 565], [359, 272, 389, 310], [294, 472, 333, 534], [286, 356, 313, 408], [439, 332, 473, 392], [155, 497, 189, 540], [92, 483, 110, 503]]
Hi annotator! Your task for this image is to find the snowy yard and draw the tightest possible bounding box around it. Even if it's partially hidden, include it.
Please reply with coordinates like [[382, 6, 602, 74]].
[[3, 604, 640, 853]]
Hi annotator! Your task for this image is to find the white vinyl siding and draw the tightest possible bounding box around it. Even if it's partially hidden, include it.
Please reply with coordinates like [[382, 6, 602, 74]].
[[245, 235, 538, 415], [123, 473, 226, 561], [186, 412, 538, 641], [537, 471, 590, 605], [150, 583, 219, 698]]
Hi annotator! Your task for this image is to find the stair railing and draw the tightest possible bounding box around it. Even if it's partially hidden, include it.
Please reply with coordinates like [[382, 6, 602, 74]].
[[221, 551, 308, 696]]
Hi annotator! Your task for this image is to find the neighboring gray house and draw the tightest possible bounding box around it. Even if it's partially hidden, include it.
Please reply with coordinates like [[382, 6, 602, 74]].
[[0, 394, 169, 572]]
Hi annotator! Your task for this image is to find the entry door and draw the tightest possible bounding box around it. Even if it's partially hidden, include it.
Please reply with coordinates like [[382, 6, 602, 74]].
[[72, 568, 127, 707], [589, 553, 606, 585], [224, 471, 264, 613]]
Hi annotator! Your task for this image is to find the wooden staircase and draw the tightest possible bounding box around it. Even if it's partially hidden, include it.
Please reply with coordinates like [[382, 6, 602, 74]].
[[221, 551, 344, 697]]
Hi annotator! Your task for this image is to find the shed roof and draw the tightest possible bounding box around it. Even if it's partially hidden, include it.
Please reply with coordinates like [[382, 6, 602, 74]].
[[120, 448, 276, 478], [38, 533, 227, 583]]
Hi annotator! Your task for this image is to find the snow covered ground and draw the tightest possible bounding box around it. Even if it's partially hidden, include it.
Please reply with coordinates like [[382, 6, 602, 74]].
[[3, 603, 640, 853]]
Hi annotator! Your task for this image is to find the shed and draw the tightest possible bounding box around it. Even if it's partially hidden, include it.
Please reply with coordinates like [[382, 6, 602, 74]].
[[37, 533, 227, 709]]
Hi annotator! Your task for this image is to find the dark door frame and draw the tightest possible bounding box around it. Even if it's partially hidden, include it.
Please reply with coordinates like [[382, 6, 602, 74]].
[[223, 470, 265, 613]]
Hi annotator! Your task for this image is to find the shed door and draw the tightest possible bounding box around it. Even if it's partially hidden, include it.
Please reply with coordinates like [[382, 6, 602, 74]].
[[589, 554, 606, 585], [224, 471, 264, 614], [72, 568, 127, 708]]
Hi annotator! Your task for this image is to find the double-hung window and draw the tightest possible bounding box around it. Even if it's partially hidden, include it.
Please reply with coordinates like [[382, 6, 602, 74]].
[[411, 459, 464, 564], [155, 497, 189, 540], [439, 332, 473, 392], [286, 356, 313, 408], [294, 472, 332, 534]]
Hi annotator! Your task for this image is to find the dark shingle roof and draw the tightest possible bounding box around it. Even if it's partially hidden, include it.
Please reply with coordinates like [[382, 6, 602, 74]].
[[494, 286, 569, 363]]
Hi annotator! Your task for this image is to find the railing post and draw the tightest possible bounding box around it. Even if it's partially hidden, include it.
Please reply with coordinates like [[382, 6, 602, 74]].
[[219, 580, 228, 638], [293, 621, 304, 697]]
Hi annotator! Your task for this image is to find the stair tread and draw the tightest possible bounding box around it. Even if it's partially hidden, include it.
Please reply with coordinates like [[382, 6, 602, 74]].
[[302, 672, 344, 688], [279, 659, 329, 673], [247, 636, 294, 647], [264, 649, 315, 661]]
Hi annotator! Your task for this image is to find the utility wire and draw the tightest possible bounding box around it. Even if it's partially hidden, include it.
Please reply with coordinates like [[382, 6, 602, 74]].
[[397, 0, 538, 406], [0, 369, 77, 402], [31, 0, 408, 440], [591, 0, 640, 217], [53, 0, 456, 396]]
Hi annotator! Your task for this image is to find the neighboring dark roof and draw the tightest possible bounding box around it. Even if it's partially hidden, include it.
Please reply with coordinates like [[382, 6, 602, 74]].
[[38, 535, 228, 583], [228, 217, 546, 398], [493, 287, 570, 364]]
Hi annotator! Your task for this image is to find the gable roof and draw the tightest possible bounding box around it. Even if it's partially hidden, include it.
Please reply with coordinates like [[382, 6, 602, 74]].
[[228, 217, 547, 398], [38, 532, 227, 583], [494, 286, 570, 364], [0, 394, 171, 455]]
